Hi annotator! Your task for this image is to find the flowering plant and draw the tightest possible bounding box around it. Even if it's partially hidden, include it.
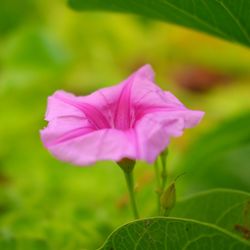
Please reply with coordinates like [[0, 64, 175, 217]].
[[41, 65, 203, 220]]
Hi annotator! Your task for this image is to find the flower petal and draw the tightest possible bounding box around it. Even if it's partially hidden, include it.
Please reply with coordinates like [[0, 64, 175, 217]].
[[135, 109, 204, 163], [42, 128, 139, 166], [45, 91, 85, 121], [41, 65, 205, 166], [130, 65, 169, 108], [111, 64, 155, 129], [46, 90, 110, 129]]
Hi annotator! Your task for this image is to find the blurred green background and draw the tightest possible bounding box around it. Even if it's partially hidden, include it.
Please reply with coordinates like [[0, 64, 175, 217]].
[[0, 0, 250, 249]]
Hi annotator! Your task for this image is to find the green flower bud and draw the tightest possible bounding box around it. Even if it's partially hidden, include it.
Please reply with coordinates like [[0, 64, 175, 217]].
[[160, 181, 176, 216]]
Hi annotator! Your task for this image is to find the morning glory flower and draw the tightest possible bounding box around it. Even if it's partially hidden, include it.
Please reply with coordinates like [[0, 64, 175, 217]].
[[40, 65, 204, 166]]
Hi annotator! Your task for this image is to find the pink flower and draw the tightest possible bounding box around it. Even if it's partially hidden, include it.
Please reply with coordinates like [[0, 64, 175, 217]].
[[40, 65, 204, 166]]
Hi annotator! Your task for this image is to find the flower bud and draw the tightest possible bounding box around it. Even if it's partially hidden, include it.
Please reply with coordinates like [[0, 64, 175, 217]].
[[160, 181, 176, 216]]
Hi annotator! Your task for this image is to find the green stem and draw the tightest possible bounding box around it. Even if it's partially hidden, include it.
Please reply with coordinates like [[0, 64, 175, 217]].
[[160, 149, 168, 192], [154, 159, 161, 215], [117, 159, 140, 219], [123, 170, 140, 219], [161, 164, 167, 191]]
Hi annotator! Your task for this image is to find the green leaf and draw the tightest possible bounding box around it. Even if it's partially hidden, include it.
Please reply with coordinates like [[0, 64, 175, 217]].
[[68, 0, 250, 47], [99, 217, 250, 250], [177, 111, 250, 193], [171, 189, 250, 237]]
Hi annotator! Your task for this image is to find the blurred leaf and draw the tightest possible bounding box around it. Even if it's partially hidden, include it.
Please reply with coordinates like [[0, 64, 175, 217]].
[[0, 237, 50, 250], [3, 29, 69, 70], [172, 189, 250, 238], [0, 0, 36, 36], [177, 112, 250, 193], [99, 217, 250, 250], [68, 0, 250, 47], [0, 28, 70, 89]]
